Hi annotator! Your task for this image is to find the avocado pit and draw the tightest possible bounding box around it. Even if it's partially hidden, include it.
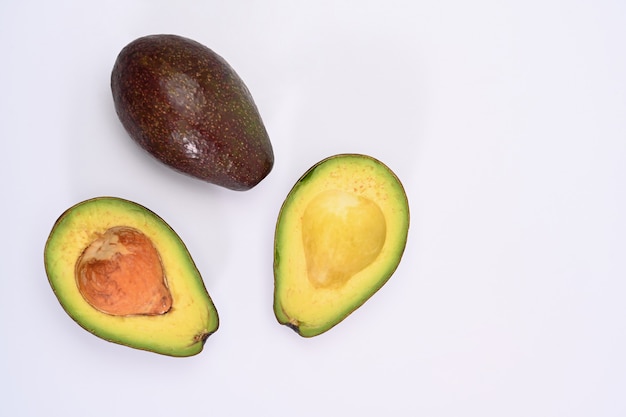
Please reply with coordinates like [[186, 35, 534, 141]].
[[75, 226, 172, 316]]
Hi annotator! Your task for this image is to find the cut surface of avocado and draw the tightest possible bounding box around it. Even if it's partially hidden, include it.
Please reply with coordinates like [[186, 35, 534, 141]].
[[273, 154, 410, 337], [44, 197, 219, 356], [302, 190, 387, 289]]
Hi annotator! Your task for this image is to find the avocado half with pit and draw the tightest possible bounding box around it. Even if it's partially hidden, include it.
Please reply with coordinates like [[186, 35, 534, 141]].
[[44, 197, 219, 357], [273, 154, 410, 337]]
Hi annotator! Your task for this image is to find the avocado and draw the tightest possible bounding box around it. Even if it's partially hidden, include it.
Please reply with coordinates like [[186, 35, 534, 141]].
[[273, 154, 410, 337], [44, 197, 219, 356], [111, 34, 274, 191]]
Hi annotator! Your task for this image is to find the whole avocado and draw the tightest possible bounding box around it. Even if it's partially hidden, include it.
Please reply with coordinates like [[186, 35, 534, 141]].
[[111, 34, 274, 190]]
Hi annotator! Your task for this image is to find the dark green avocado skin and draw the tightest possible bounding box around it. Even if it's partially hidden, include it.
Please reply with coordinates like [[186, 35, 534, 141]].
[[111, 34, 274, 191]]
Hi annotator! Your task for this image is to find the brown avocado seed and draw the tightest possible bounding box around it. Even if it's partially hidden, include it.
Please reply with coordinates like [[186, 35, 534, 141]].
[[76, 226, 172, 316]]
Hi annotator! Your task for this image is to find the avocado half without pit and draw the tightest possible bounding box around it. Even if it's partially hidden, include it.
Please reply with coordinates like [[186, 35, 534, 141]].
[[44, 197, 219, 357], [273, 154, 410, 337], [111, 34, 274, 191]]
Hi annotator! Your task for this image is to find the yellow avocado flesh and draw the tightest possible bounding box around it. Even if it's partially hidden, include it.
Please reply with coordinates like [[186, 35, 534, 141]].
[[302, 190, 387, 289], [44, 197, 219, 357], [274, 154, 409, 337]]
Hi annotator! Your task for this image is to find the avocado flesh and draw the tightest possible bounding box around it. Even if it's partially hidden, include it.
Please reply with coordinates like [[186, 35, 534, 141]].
[[273, 154, 410, 337], [111, 34, 274, 191], [44, 197, 219, 356]]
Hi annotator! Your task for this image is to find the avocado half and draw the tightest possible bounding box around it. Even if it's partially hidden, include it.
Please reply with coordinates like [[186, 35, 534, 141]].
[[273, 154, 410, 337], [44, 197, 219, 357]]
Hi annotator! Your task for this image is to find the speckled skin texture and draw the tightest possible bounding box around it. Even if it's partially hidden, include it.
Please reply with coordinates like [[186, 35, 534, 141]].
[[111, 34, 274, 191]]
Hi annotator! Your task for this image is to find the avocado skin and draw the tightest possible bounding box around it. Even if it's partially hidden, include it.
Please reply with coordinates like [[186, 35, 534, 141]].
[[111, 34, 274, 191]]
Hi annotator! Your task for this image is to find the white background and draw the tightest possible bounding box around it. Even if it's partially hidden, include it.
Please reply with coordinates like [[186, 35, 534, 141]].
[[2, 1, 625, 415]]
